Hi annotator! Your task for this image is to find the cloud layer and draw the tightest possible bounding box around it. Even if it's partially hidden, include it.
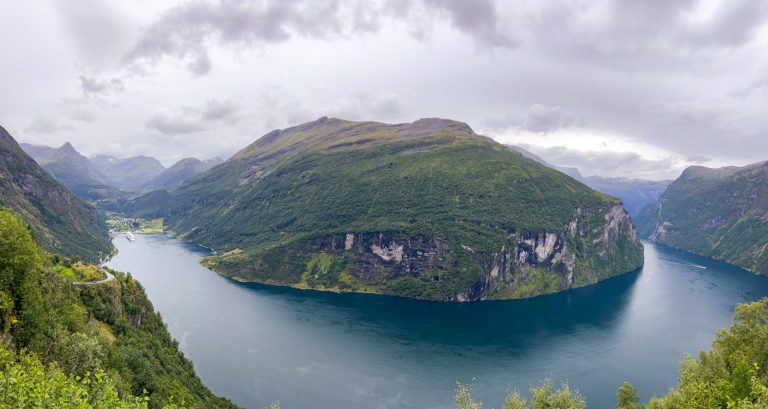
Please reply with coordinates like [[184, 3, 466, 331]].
[[1, 0, 765, 176]]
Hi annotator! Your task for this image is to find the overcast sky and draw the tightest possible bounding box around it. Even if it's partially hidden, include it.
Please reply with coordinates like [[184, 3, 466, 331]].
[[2, 0, 767, 180]]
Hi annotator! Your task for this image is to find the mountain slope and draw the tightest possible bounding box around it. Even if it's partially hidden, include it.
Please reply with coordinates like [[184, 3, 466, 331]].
[[0, 208, 237, 408], [91, 154, 165, 191], [0, 126, 112, 262], [582, 176, 671, 216], [21, 142, 115, 201], [635, 161, 768, 275], [143, 157, 222, 191], [126, 117, 643, 301]]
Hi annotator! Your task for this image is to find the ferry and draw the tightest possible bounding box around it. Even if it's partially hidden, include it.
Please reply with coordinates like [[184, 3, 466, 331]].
[[125, 231, 136, 242]]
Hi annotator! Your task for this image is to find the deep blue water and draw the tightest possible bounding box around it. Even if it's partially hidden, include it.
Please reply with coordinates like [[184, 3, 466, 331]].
[[107, 235, 768, 408]]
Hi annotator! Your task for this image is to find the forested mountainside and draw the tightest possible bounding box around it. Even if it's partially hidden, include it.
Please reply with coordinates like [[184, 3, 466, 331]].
[[504, 145, 669, 216], [0, 209, 237, 408], [636, 161, 768, 275], [119, 117, 643, 301], [1, 126, 111, 262]]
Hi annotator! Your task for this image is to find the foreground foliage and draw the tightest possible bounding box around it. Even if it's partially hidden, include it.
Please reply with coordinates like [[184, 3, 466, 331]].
[[455, 379, 585, 409], [452, 297, 768, 408], [638, 298, 768, 408], [0, 208, 236, 408]]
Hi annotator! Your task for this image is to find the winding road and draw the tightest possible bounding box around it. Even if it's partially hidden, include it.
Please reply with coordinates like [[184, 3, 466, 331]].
[[72, 270, 115, 286]]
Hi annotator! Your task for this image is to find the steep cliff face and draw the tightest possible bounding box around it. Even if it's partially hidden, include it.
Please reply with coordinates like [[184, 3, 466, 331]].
[[210, 202, 641, 301], [0, 125, 112, 262], [635, 161, 768, 275], [145, 117, 645, 301]]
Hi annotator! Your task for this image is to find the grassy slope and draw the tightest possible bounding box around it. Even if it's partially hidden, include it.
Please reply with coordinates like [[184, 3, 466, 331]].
[[123, 118, 642, 299], [0, 126, 112, 262], [636, 162, 768, 275]]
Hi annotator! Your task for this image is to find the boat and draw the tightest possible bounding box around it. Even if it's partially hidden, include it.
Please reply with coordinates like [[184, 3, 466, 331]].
[[125, 231, 136, 242]]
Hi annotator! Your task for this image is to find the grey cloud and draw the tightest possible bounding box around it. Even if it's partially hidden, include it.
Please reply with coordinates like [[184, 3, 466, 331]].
[[126, 0, 350, 75], [79, 75, 125, 96], [146, 98, 241, 134], [523, 104, 581, 133], [685, 154, 712, 163], [200, 99, 239, 122], [683, 0, 768, 47], [146, 110, 206, 134], [48, 0, 136, 68], [25, 117, 75, 134], [483, 104, 582, 133], [397, 0, 515, 48], [525, 144, 683, 180], [328, 93, 406, 121], [125, 0, 515, 75], [731, 70, 768, 98], [528, 0, 768, 68]]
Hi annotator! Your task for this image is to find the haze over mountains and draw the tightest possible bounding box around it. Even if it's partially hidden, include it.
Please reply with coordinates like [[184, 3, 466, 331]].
[[20, 141, 222, 200], [505, 144, 671, 216]]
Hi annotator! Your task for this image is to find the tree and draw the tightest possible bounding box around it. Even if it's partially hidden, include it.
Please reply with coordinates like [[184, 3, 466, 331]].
[[530, 379, 585, 409], [455, 382, 482, 409], [616, 382, 639, 409]]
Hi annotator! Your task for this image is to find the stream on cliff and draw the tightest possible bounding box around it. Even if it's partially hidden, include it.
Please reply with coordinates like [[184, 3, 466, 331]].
[[107, 234, 768, 409]]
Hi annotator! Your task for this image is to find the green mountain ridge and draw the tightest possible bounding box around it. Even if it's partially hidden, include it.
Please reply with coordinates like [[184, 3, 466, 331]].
[[121, 117, 643, 301], [0, 126, 112, 262], [635, 160, 768, 275]]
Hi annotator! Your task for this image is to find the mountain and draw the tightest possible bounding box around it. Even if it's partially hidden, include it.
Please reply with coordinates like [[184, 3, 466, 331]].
[[21, 142, 114, 201], [504, 145, 669, 216], [143, 157, 223, 191], [0, 126, 111, 262], [0, 208, 237, 408], [582, 176, 671, 216], [635, 161, 768, 275], [124, 117, 643, 301], [505, 144, 584, 181], [90, 154, 165, 191]]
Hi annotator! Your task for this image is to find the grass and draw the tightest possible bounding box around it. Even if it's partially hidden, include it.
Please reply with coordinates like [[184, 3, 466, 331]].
[[139, 218, 163, 233], [54, 261, 106, 282], [124, 118, 642, 300]]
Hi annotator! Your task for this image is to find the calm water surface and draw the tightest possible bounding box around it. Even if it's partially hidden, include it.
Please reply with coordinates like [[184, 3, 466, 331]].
[[107, 235, 768, 408]]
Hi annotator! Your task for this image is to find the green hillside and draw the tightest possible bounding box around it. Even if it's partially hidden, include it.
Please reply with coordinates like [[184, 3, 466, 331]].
[[0, 126, 112, 262], [0, 208, 237, 408], [122, 117, 643, 301], [635, 161, 768, 275]]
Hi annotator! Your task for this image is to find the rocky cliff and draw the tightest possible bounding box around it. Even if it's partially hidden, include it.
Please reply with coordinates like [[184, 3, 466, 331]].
[[132, 117, 647, 301]]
